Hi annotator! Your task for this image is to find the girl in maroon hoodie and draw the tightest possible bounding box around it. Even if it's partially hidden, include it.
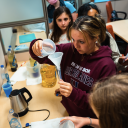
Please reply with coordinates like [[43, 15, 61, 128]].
[[29, 15, 116, 119]]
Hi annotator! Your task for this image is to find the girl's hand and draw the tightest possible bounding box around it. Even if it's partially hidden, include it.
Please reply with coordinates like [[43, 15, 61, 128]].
[[60, 116, 90, 128], [32, 40, 42, 56], [58, 80, 73, 97], [55, 88, 62, 97], [118, 56, 128, 66], [32, 40, 54, 57]]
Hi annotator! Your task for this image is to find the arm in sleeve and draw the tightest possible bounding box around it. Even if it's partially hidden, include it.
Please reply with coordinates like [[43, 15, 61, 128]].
[[107, 32, 127, 70], [68, 86, 91, 110]]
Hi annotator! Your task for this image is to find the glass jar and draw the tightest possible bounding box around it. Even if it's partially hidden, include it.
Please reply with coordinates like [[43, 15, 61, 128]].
[[40, 64, 57, 88]]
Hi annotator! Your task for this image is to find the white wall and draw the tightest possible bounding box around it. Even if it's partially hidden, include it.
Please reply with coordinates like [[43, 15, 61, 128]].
[[1, 28, 13, 53], [82, 0, 91, 4], [0, 0, 44, 24]]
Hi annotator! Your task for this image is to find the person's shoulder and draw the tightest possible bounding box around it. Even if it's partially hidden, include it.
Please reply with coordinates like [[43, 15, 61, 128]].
[[99, 47, 115, 65], [56, 43, 73, 53], [64, 1, 72, 5], [64, 1, 76, 12], [95, 46, 114, 64], [98, 55, 116, 72], [47, 4, 53, 10], [99, 45, 112, 55], [57, 43, 72, 49], [59, 42, 72, 48], [64, 1, 74, 7]]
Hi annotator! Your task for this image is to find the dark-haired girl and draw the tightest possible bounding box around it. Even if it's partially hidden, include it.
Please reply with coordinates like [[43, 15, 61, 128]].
[[48, 6, 73, 44]]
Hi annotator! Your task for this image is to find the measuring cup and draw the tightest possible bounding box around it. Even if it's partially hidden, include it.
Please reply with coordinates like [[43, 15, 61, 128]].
[[59, 120, 75, 128], [38, 39, 56, 58]]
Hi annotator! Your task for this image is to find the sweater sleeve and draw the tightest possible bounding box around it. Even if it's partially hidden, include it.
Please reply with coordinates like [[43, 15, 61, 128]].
[[107, 32, 127, 71], [68, 87, 91, 110]]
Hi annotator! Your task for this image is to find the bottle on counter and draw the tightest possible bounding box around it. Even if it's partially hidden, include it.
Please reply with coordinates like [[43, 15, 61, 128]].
[[9, 45, 12, 51], [8, 109, 22, 128], [27, 56, 40, 78], [29, 56, 37, 67], [7, 48, 18, 72], [0, 65, 5, 95], [0, 65, 10, 84]]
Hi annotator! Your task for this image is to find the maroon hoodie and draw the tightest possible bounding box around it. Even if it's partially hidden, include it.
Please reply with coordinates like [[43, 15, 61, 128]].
[[29, 39, 117, 118]]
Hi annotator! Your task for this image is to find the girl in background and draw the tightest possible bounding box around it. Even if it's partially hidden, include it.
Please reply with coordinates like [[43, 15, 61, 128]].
[[61, 74, 128, 128], [78, 2, 101, 17], [49, 6, 73, 44]]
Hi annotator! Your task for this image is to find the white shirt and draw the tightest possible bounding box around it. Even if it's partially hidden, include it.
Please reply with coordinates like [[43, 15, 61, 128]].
[[48, 32, 71, 44], [107, 31, 127, 71]]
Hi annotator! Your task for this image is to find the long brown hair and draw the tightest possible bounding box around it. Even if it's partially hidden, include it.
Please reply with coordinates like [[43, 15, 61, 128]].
[[51, 6, 73, 43], [89, 73, 128, 128], [69, 15, 106, 46]]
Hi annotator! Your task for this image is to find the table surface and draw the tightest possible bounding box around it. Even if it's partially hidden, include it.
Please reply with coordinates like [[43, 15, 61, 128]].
[[106, 19, 128, 43], [0, 62, 68, 128], [11, 26, 47, 51], [15, 26, 47, 47]]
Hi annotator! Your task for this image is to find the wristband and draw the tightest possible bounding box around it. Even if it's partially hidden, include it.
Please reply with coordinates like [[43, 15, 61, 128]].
[[88, 117, 92, 126]]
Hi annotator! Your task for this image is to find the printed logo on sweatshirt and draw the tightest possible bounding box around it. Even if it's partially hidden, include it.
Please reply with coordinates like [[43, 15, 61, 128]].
[[71, 62, 90, 74], [65, 64, 94, 87], [71, 78, 79, 88]]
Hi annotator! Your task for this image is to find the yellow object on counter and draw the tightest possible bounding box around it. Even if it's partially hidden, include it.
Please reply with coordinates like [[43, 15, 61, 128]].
[[40, 64, 57, 88], [29, 57, 37, 67]]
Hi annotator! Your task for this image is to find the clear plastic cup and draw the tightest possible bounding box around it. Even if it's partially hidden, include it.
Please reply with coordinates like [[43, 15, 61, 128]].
[[26, 62, 40, 78], [59, 120, 75, 128], [38, 39, 56, 58]]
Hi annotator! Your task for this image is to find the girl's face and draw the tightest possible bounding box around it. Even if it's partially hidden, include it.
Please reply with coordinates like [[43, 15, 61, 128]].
[[56, 12, 71, 32], [71, 29, 98, 55]]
